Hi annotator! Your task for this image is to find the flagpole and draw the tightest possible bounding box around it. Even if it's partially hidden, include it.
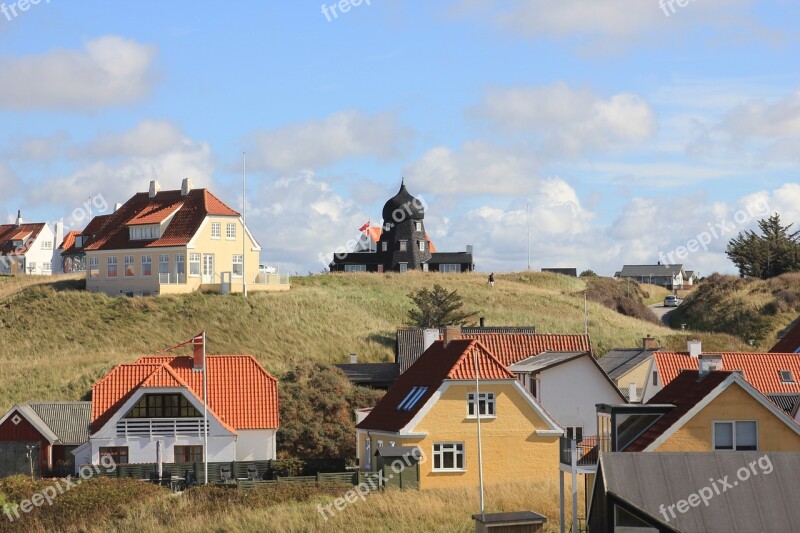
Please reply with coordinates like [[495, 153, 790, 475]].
[[242, 152, 248, 298], [474, 349, 485, 518], [202, 331, 209, 486]]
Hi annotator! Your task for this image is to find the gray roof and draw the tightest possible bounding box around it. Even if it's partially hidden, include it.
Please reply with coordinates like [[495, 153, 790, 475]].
[[28, 402, 91, 445], [509, 351, 587, 373], [767, 393, 800, 415], [427, 252, 473, 264], [597, 452, 800, 533], [334, 363, 399, 387], [598, 348, 657, 380], [374, 446, 420, 458], [619, 264, 685, 278]]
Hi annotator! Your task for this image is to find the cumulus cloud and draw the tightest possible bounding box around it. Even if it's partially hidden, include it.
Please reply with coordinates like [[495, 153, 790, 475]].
[[245, 110, 411, 173], [0, 36, 157, 111], [724, 90, 800, 139], [70, 120, 186, 159], [473, 82, 656, 156]]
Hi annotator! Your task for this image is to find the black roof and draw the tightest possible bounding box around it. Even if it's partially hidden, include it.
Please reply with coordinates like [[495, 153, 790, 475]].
[[472, 511, 547, 525], [334, 363, 399, 388], [382, 181, 424, 221], [598, 348, 657, 380], [427, 252, 473, 264], [542, 268, 578, 277]]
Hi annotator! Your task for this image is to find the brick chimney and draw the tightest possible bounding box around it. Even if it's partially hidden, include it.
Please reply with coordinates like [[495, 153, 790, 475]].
[[642, 335, 658, 350], [181, 178, 193, 197], [443, 325, 462, 347], [192, 336, 204, 370], [148, 180, 161, 199], [688, 340, 702, 358]]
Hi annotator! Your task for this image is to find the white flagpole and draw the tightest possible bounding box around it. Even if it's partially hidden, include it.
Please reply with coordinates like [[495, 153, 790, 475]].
[[242, 152, 248, 298], [474, 348, 485, 518], [202, 331, 209, 485]]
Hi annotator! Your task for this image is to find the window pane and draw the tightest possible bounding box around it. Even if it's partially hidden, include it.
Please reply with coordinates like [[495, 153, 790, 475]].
[[715, 422, 733, 450], [735, 421, 757, 450], [443, 451, 454, 469]]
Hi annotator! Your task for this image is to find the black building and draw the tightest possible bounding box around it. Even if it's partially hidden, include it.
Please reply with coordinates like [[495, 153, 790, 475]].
[[330, 181, 473, 273]]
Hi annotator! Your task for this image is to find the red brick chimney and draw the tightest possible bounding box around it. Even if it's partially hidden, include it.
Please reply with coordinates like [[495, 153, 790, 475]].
[[192, 334, 205, 370], [443, 325, 462, 347]]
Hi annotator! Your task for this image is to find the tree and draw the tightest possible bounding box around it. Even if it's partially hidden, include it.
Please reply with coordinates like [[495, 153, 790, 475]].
[[407, 284, 477, 328], [579, 269, 598, 277], [726, 214, 800, 279]]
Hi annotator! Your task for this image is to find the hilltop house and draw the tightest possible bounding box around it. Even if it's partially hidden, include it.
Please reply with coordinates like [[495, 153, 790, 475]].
[[617, 263, 686, 289], [82, 179, 289, 296], [0, 402, 90, 477], [59, 214, 112, 273], [0, 211, 63, 275], [329, 181, 474, 273], [356, 328, 563, 489], [72, 350, 279, 468]]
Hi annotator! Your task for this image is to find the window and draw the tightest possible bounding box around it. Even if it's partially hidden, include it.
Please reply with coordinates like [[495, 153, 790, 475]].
[[399, 263, 408, 273], [89, 257, 99, 278], [399, 240, 408, 251], [175, 254, 186, 275], [381, 242, 387, 252], [142, 255, 152, 276], [433, 443, 464, 471], [226, 223, 236, 240], [129, 225, 161, 240], [159, 254, 170, 274], [232, 254, 243, 276], [422, 263, 429, 272], [614, 506, 654, 529], [99, 447, 129, 465], [75, 236, 84, 248], [565, 426, 583, 442], [127, 394, 201, 418], [124, 256, 135, 277], [714, 421, 757, 451], [418, 240, 425, 252], [467, 392, 495, 418], [189, 253, 201, 276], [41, 241, 52, 250], [780, 370, 795, 383], [397, 386, 429, 411], [27, 261, 37, 273], [652, 371, 658, 387], [414, 221, 422, 232], [211, 222, 221, 239], [174, 446, 203, 464], [107, 256, 117, 278], [43, 262, 52, 272], [440, 264, 461, 273], [364, 438, 372, 471], [344, 265, 367, 273]]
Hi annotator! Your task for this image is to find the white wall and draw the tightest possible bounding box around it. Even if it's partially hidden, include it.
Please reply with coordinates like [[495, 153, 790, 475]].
[[236, 429, 276, 461], [538, 356, 624, 436], [87, 434, 238, 464], [18, 224, 59, 275]]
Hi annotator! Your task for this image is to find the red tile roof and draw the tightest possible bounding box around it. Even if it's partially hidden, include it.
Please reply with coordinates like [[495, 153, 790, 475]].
[[655, 352, 800, 395], [357, 339, 514, 432], [771, 320, 800, 354], [0, 223, 46, 255], [59, 231, 81, 253], [90, 354, 278, 433], [625, 370, 732, 452], [461, 333, 593, 367], [84, 188, 239, 251], [365, 226, 438, 253]]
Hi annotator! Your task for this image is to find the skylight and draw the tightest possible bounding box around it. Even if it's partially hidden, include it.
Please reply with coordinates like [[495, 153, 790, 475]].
[[397, 386, 428, 411], [780, 370, 795, 383]]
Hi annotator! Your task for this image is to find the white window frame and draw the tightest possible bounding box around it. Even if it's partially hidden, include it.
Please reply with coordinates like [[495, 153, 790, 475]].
[[106, 256, 118, 279], [141, 255, 152, 277], [441, 264, 461, 273], [432, 442, 465, 472], [89, 257, 99, 279], [399, 240, 408, 252], [41, 241, 53, 250], [418, 240, 425, 252], [123, 255, 135, 277], [211, 222, 221, 239], [399, 263, 408, 273], [158, 254, 170, 275], [175, 253, 186, 276], [565, 426, 584, 442], [414, 221, 422, 232], [381, 242, 387, 252], [189, 253, 201, 277], [344, 265, 367, 273], [226, 223, 236, 240], [232, 254, 243, 276], [713, 420, 758, 451], [467, 392, 496, 419]]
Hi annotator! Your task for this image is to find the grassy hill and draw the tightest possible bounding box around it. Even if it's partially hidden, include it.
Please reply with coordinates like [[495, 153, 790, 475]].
[[0, 272, 750, 412]]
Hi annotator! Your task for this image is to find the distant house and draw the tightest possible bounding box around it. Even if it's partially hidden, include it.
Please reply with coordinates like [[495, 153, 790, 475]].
[[598, 336, 661, 402], [684, 270, 699, 286], [0, 212, 63, 275], [0, 402, 90, 477], [617, 264, 686, 289], [334, 357, 400, 390], [59, 215, 111, 273], [770, 318, 800, 354], [541, 268, 577, 277], [72, 350, 279, 468], [588, 451, 800, 533], [82, 179, 289, 296], [329, 181, 474, 273], [356, 329, 563, 489]]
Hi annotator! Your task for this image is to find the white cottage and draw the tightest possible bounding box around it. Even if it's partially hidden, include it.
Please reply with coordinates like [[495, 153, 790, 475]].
[[0, 211, 63, 275]]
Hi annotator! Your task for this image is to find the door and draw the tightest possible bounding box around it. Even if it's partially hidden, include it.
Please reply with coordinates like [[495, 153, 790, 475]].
[[202, 254, 215, 284]]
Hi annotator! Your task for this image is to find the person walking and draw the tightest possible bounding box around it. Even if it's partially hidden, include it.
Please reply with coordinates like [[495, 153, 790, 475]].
[[488, 272, 495, 287]]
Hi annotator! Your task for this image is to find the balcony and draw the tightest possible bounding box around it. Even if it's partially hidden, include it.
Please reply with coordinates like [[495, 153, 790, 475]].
[[253, 272, 291, 286], [116, 418, 209, 438], [159, 273, 187, 284], [559, 436, 609, 471]]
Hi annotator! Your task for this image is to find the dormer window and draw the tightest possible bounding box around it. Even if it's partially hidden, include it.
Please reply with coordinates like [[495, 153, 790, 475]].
[[780, 370, 795, 383], [129, 225, 161, 241], [75, 236, 84, 248]]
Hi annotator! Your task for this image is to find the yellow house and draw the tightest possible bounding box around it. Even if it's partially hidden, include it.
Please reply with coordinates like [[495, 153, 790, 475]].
[[83, 179, 290, 296], [355, 333, 564, 489]]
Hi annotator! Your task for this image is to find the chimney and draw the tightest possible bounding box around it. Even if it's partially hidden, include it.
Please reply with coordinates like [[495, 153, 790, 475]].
[[698, 353, 723, 377], [466, 244, 473, 254], [642, 335, 658, 350], [423, 328, 439, 352], [443, 325, 462, 347], [15, 210, 22, 226], [479, 317, 486, 328], [687, 340, 701, 358], [181, 178, 194, 196], [148, 180, 161, 198], [54, 221, 64, 251], [114, 202, 122, 212], [192, 339, 204, 370], [628, 382, 638, 403], [349, 353, 358, 364]]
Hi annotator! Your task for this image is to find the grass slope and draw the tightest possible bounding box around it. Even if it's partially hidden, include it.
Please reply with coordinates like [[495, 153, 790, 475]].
[[0, 272, 748, 412]]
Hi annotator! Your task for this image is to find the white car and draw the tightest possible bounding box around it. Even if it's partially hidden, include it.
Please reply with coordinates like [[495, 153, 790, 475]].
[[663, 295, 680, 307]]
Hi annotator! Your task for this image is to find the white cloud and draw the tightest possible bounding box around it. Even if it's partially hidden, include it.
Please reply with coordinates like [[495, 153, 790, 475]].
[[71, 120, 186, 159], [724, 90, 800, 139], [474, 82, 656, 155], [2, 132, 70, 161], [0, 36, 157, 111], [0, 164, 18, 198], [245, 110, 411, 173]]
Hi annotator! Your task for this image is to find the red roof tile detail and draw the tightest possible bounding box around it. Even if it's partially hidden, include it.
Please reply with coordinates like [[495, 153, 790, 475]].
[[357, 339, 514, 433], [127, 201, 184, 226], [625, 370, 732, 452], [91, 355, 278, 433], [655, 352, 800, 395], [0, 223, 46, 255], [461, 333, 592, 367], [59, 231, 80, 252]]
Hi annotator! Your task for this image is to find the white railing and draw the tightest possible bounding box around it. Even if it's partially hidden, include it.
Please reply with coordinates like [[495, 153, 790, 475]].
[[159, 273, 187, 284], [116, 418, 208, 438], [253, 273, 291, 285]]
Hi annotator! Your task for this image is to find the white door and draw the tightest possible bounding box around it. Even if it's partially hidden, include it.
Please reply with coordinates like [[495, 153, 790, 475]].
[[202, 254, 215, 283]]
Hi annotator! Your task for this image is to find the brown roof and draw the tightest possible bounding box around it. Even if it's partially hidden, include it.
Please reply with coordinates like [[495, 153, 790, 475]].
[[771, 319, 800, 354], [625, 370, 732, 452], [357, 339, 514, 433], [59, 231, 80, 253], [84, 188, 239, 251], [0, 223, 46, 255]]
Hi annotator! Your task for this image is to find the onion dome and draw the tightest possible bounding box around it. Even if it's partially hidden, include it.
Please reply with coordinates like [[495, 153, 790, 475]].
[[382, 180, 425, 222]]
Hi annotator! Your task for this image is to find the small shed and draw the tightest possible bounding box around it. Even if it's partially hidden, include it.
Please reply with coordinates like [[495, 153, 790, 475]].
[[472, 511, 547, 533], [374, 446, 420, 490]]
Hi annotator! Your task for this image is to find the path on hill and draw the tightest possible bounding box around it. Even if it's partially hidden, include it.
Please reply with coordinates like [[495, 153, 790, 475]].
[[648, 303, 675, 328]]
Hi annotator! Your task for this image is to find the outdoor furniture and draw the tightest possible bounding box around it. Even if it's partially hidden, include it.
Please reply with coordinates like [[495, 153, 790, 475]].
[[184, 472, 197, 489], [220, 465, 234, 483], [247, 464, 259, 481]]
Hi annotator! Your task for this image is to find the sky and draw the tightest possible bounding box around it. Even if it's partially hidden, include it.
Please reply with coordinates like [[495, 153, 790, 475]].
[[0, 0, 799, 275]]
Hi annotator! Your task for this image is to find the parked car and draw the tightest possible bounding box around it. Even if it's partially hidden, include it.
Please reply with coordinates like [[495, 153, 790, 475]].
[[664, 295, 680, 307]]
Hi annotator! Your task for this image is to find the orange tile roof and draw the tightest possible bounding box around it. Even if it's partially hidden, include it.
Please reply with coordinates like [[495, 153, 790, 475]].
[[127, 200, 184, 226], [59, 231, 80, 252], [0, 223, 46, 255], [357, 339, 514, 432], [655, 352, 800, 395], [364, 226, 438, 253], [91, 354, 278, 433], [462, 333, 593, 367]]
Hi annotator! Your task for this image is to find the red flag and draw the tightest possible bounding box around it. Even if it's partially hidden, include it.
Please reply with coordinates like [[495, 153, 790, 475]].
[[358, 220, 370, 232]]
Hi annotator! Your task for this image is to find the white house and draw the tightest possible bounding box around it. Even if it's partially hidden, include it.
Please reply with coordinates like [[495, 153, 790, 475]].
[[72, 349, 278, 468], [509, 351, 626, 441], [0, 211, 63, 275]]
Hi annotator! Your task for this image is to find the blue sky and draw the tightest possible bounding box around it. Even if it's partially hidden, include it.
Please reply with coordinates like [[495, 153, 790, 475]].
[[1, 0, 799, 275]]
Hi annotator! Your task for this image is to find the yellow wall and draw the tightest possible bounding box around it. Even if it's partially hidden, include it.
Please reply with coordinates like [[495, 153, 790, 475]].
[[654, 382, 800, 452], [615, 358, 652, 391], [358, 382, 561, 489]]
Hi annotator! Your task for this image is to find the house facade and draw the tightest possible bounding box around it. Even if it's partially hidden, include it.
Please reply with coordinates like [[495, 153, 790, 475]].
[[356, 334, 563, 489], [83, 179, 289, 296], [0, 212, 62, 275], [72, 350, 279, 468], [617, 264, 686, 289]]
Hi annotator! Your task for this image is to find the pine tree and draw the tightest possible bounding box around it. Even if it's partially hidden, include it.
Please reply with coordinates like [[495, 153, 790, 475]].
[[726, 214, 800, 279], [407, 284, 478, 327]]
